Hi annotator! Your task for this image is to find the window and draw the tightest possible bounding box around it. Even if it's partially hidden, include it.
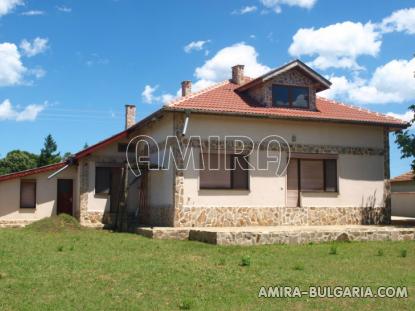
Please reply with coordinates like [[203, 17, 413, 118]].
[[20, 180, 36, 208], [289, 158, 337, 192], [272, 85, 309, 108], [199, 154, 249, 190], [95, 167, 112, 194]]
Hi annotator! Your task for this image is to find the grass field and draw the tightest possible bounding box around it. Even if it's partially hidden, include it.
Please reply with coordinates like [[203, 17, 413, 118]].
[[0, 217, 414, 310]]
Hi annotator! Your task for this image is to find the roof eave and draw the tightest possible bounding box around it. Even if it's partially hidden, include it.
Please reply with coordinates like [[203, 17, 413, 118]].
[[164, 106, 408, 129]]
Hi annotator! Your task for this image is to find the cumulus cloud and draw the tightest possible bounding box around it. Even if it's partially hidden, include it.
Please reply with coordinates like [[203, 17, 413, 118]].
[[19, 37, 49, 57], [231, 6, 257, 15], [141, 85, 174, 104], [260, 0, 316, 14], [0, 0, 23, 16], [289, 21, 381, 70], [381, 7, 415, 35], [0, 42, 26, 86], [184, 40, 210, 53], [21, 10, 45, 16], [194, 42, 269, 90], [321, 58, 415, 104], [0, 99, 46, 121]]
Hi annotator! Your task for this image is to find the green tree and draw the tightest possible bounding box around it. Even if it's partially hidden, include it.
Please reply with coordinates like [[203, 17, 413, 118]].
[[38, 134, 61, 167], [0, 150, 38, 175], [395, 104, 415, 175]]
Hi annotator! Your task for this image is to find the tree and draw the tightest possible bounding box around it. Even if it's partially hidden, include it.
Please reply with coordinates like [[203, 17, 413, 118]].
[[38, 134, 61, 167], [0, 150, 38, 175], [395, 104, 415, 175], [83, 142, 89, 149]]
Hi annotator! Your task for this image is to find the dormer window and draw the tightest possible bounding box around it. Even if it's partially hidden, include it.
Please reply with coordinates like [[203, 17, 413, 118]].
[[272, 85, 309, 108]]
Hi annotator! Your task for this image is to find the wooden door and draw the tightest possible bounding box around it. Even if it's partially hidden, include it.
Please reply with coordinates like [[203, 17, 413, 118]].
[[287, 159, 299, 207], [57, 179, 73, 215]]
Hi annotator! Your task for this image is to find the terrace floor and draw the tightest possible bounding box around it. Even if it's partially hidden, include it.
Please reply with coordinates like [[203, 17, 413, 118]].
[[136, 224, 415, 245]]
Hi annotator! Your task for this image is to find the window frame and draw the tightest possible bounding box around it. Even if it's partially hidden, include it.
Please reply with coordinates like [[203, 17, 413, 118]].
[[272, 84, 310, 109], [20, 179, 37, 209], [295, 158, 338, 193], [199, 153, 250, 191]]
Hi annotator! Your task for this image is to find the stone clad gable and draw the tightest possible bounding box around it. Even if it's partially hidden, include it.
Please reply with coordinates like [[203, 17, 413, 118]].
[[246, 68, 317, 110]]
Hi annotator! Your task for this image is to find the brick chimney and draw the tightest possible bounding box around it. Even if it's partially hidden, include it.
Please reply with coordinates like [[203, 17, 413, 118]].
[[232, 65, 245, 85], [181, 80, 192, 97], [125, 105, 136, 129]]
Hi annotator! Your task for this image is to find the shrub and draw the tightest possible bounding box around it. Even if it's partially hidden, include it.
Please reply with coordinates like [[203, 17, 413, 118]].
[[377, 249, 384, 256], [329, 245, 338, 255], [240, 255, 251, 267], [400, 249, 407, 258], [57, 245, 64, 252]]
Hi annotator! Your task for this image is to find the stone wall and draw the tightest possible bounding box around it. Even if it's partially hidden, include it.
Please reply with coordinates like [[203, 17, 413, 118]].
[[174, 206, 390, 227]]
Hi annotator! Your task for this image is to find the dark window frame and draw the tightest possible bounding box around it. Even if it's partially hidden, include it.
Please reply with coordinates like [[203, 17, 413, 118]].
[[199, 153, 250, 191], [296, 158, 338, 193], [272, 84, 310, 109], [20, 179, 36, 209]]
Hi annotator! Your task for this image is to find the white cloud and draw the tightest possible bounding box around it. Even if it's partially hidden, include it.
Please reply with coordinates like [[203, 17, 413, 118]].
[[141, 85, 174, 104], [289, 22, 381, 70], [0, 0, 23, 16], [141, 85, 158, 104], [56, 5, 71, 13], [231, 6, 257, 15], [386, 110, 414, 128], [0, 99, 46, 121], [194, 42, 269, 87], [0, 42, 26, 86], [184, 40, 210, 53], [19, 37, 49, 57], [321, 58, 415, 104], [381, 7, 415, 35], [21, 10, 45, 16], [260, 0, 316, 14]]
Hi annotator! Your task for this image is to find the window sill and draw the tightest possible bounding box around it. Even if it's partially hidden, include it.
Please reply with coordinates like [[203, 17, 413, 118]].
[[300, 190, 339, 195]]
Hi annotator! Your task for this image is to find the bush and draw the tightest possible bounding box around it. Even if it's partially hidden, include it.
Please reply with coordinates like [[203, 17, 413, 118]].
[[377, 249, 384, 256], [240, 255, 251, 267], [400, 249, 407, 258]]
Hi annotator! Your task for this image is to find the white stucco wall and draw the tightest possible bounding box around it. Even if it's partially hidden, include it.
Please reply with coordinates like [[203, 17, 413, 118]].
[[181, 114, 386, 208], [0, 167, 78, 221]]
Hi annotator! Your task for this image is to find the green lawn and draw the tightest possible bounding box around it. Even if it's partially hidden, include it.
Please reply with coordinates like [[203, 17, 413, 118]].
[[0, 223, 414, 310]]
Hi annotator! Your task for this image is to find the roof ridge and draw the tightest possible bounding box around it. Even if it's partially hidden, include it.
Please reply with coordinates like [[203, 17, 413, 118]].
[[316, 96, 406, 124], [165, 80, 231, 107]]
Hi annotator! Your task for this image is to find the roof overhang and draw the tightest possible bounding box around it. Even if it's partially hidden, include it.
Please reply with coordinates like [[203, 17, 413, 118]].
[[236, 59, 332, 93], [164, 106, 409, 130]]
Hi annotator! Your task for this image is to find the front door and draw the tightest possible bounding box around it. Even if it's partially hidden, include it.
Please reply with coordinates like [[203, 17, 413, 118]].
[[57, 179, 73, 215]]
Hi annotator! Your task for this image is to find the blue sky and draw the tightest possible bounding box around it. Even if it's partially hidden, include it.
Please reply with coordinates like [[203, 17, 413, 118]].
[[0, 0, 414, 177]]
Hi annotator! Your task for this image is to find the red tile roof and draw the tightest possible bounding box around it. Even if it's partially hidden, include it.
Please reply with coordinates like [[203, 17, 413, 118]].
[[165, 80, 408, 129], [391, 171, 415, 183], [0, 162, 66, 182]]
